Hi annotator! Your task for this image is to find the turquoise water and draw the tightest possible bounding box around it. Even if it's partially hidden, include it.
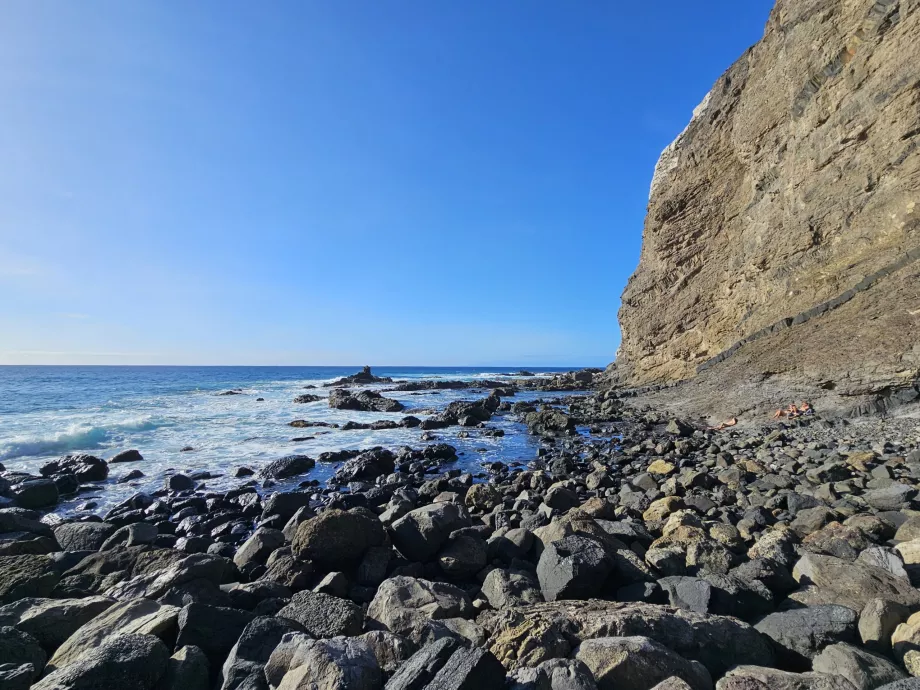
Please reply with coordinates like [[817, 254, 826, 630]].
[[0, 366, 578, 513]]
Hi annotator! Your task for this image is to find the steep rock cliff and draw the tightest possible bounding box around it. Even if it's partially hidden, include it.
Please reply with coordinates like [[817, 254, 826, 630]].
[[616, 0, 920, 396]]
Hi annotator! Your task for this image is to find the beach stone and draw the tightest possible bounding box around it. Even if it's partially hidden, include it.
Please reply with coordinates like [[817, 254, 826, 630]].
[[100, 522, 158, 550], [0, 626, 46, 681], [391, 503, 471, 562], [575, 636, 711, 690], [649, 680, 694, 690], [109, 449, 143, 463], [0, 510, 55, 539], [166, 473, 195, 491], [358, 630, 417, 675], [536, 535, 613, 601], [855, 547, 909, 580], [658, 577, 712, 614], [220, 615, 302, 690], [488, 617, 572, 671], [329, 388, 404, 413], [481, 568, 544, 609], [0, 596, 115, 651], [863, 484, 917, 511], [291, 509, 386, 568], [0, 555, 60, 604], [368, 576, 473, 640], [175, 603, 255, 666], [812, 642, 907, 690], [385, 638, 462, 690], [259, 455, 316, 480], [277, 590, 364, 638], [53, 522, 117, 551], [791, 553, 920, 610], [438, 535, 487, 578], [265, 633, 381, 690], [42, 454, 109, 482], [465, 484, 503, 513], [648, 460, 677, 475], [425, 645, 506, 690], [159, 645, 210, 690], [12, 479, 59, 509], [754, 605, 858, 669], [233, 527, 284, 568], [507, 658, 598, 690], [102, 552, 235, 601], [748, 527, 799, 569], [47, 598, 179, 672], [859, 598, 910, 653], [715, 666, 858, 689], [0, 663, 33, 690], [32, 633, 169, 690]]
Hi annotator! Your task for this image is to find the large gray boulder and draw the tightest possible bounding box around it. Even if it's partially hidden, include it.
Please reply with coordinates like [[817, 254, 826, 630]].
[[220, 616, 303, 690], [384, 638, 461, 690], [574, 636, 711, 690], [507, 659, 598, 690], [53, 522, 117, 552], [0, 555, 60, 604], [368, 577, 473, 640], [812, 642, 907, 690], [159, 645, 210, 690], [233, 527, 284, 569], [358, 630, 417, 675], [791, 553, 920, 611], [754, 605, 858, 669], [391, 503, 471, 562], [32, 633, 170, 690], [103, 552, 235, 601], [536, 536, 613, 601], [0, 596, 114, 652], [175, 603, 256, 667], [265, 633, 382, 690], [715, 666, 857, 689], [481, 568, 544, 609], [291, 509, 386, 569], [46, 598, 179, 673], [277, 590, 365, 638], [425, 645, 506, 690], [0, 626, 46, 682]]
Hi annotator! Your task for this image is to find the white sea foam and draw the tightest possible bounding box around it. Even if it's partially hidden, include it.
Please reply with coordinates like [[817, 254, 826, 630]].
[[0, 417, 160, 461]]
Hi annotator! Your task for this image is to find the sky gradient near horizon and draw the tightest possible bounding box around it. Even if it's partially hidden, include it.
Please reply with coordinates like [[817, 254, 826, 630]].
[[0, 1, 774, 367]]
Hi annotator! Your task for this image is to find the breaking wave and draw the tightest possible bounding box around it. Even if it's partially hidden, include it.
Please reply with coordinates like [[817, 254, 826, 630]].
[[0, 417, 160, 461]]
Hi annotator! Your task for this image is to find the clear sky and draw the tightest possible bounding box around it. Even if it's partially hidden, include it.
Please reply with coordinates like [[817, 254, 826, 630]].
[[0, 0, 774, 367]]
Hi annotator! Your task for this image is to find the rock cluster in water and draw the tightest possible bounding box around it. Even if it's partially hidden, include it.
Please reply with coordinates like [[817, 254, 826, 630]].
[[3, 373, 920, 690]]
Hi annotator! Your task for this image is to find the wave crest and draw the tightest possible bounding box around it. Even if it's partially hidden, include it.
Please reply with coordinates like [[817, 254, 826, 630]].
[[0, 417, 160, 461]]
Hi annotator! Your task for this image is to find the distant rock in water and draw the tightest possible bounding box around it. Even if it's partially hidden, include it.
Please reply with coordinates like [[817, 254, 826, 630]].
[[217, 390, 242, 396], [293, 394, 322, 404], [323, 366, 393, 388], [328, 389, 404, 413], [615, 0, 920, 404]]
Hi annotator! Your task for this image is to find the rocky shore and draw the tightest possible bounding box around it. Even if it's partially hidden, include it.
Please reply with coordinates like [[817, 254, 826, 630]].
[[3, 369, 920, 689]]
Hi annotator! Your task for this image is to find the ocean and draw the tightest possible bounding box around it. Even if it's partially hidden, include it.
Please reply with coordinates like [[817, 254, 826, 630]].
[[0, 365, 582, 514]]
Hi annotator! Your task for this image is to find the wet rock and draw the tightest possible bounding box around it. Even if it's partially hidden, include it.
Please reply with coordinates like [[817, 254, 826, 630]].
[[109, 449, 143, 463], [277, 590, 365, 638], [12, 479, 59, 509], [524, 409, 577, 436], [329, 388, 404, 413], [259, 455, 316, 480], [575, 636, 711, 690], [166, 474, 195, 492]]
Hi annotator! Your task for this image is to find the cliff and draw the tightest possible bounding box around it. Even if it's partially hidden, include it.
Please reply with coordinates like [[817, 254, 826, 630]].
[[615, 0, 920, 401]]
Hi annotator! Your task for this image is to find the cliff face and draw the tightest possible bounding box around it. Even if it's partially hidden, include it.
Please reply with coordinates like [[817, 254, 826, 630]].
[[616, 0, 920, 395]]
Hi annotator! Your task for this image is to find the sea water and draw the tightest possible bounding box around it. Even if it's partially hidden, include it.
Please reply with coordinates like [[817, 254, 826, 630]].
[[0, 366, 581, 514]]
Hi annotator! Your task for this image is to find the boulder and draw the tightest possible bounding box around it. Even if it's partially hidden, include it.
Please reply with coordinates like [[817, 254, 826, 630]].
[[32, 633, 169, 690], [384, 638, 462, 690], [715, 666, 857, 690], [103, 552, 235, 601], [11, 479, 59, 509], [0, 555, 60, 604], [175, 603, 256, 666], [292, 509, 386, 568], [53, 522, 117, 551], [0, 663, 33, 690], [0, 626, 46, 681], [390, 503, 470, 563], [536, 535, 613, 601], [47, 598, 178, 672], [233, 527, 284, 569], [437, 535, 487, 578], [41, 454, 109, 482], [109, 449, 144, 463], [791, 553, 920, 611], [0, 596, 115, 651], [159, 645, 210, 690], [259, 455, 316, 480], [754, 605, 858, 670], [265, 633, 382, 690], [574, 636, 711, 690], [358, 630, 417, 675], [277, 590, 365, 638], [220, 615, 303, 690], [812, 642, 907, 690], [424, 645, 506, 690], [859, 598, 910, 654], [368, 577, 473, 640], [507, 659, 598, 690], [329, 388, 404, 412], [481, 568, 544, 609]]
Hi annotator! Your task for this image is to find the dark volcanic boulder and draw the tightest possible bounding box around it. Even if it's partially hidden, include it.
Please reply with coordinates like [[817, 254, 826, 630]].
[[109, 449, 144, 464], [391, 503, 472, 562], [40, 454, 109, 482], [368, 576, 474, 639], [220, 616, 303, 690], [754, 604, 858, 669], [175, 603, 256, 667], [0, 626, 46, 681], [0, 556, 60, 604], [54, 521, 117, 551], [11, 479, 59, 509], [575, 636, 711, 690], [0, 596, 115, 651], [334, 448, 396, 483], [276, 590, 364, 638], [259, 455, 316, 480], [323, 365, 394, 387], [536, 535, 613, 601], [291, 509, 385, 568], [328, 388, 404, 412], [294, 394, 322, 403], [524, 409, 577, 436], [32, 633, 169, 690]]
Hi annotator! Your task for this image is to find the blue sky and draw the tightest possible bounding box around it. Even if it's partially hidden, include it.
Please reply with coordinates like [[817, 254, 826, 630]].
[[0, 1, 773, 367]]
